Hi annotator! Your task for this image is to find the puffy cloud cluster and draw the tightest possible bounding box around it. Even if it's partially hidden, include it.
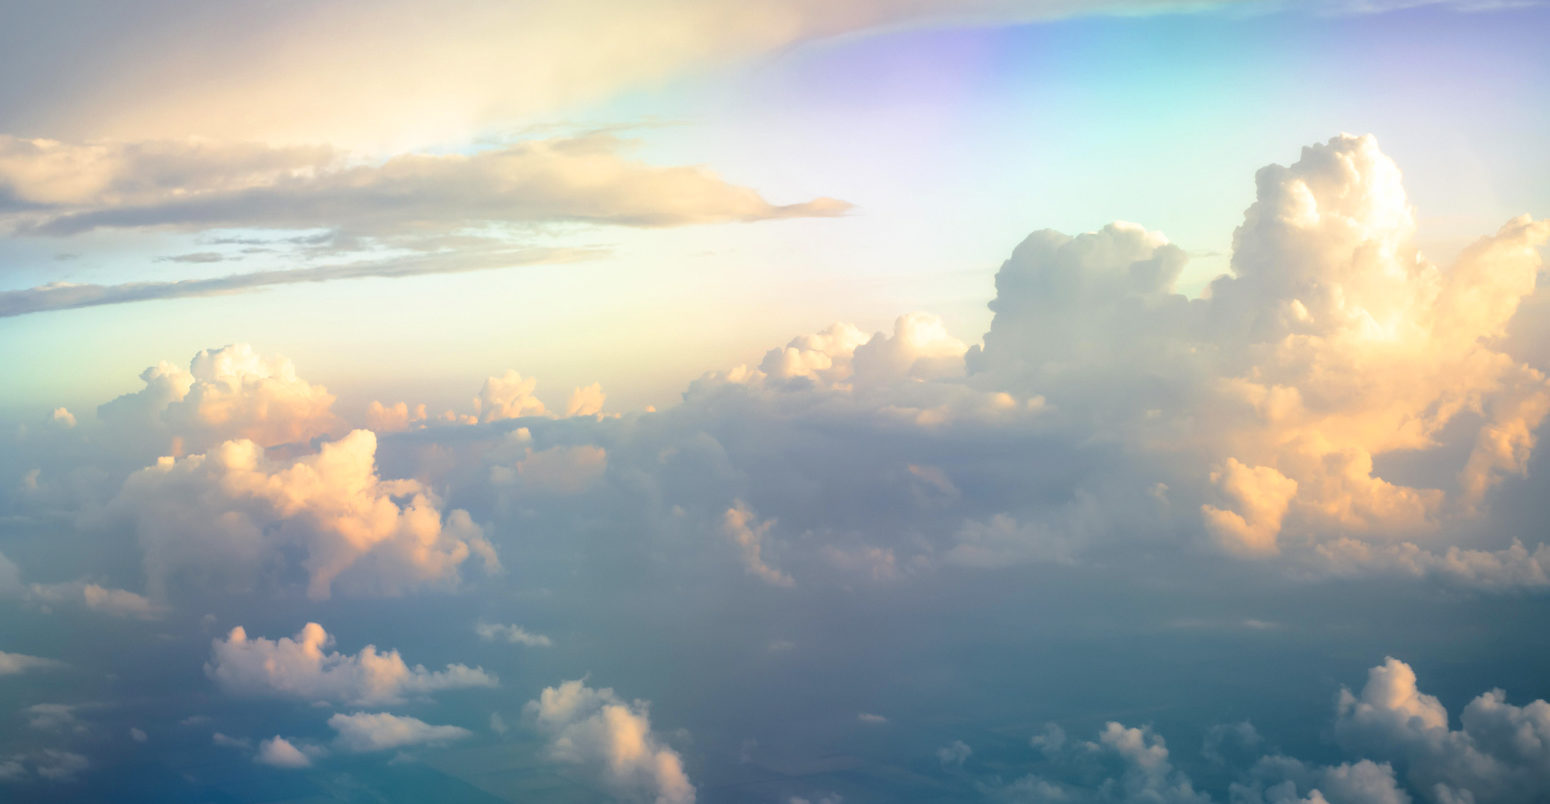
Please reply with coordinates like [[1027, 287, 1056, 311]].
[[979, 659, 1550, 803], [992, 721, 1211, 803], [110, 428, 497, 599], [1334, 657, 1550, 803], [710, 312, 972, 397], [206, 623, 496, 705], [98, 344, 339, 451], [526, 678, 695, 804], [969, 135, 1550, 568]]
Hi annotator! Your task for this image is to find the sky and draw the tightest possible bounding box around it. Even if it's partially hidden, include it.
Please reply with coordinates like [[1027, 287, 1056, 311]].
[[1, 1, 1549, 802]]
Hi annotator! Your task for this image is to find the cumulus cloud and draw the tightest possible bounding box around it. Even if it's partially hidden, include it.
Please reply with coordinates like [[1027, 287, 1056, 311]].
[[938, 739, 973, 767], [255, 736, 318, 768], [474, 622, 553, 647], [25, 703, 86, 733], [722, 502, 795, 587], [959, 134, 1549, 579], [327, 711, 473, 753], [365, 401, 429, 433], [0, 650, 64, 676], [566, 383, 607, 418], [98, 344, 339, 450], [110, 428, 498, 599], [526, 678, 696, 804], [207, 622, 497, 705], [475, 370, 548, 423], [493, 444, 609, 495], [0, 750, 89, 782], [1333, 657, 1550, 802], [994, 720, 1211, 803], [25, 581, 166, 619]]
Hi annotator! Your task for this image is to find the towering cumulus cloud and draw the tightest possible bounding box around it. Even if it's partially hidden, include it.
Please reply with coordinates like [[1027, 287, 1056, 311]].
[[110, 429, 498, 599], [969, 134, 1550, 573], [98, 344, 340, 451]]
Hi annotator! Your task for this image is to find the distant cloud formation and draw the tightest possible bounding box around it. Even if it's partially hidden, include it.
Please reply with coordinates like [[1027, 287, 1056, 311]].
[[111, 428, 498, 599], [0, 132, 1545, 799], [0, 133, 849, 238], [254, 736, 317, 769], [474, 622, 553, 648], [0, 651, 63, 676], [207, 623, 497, 705], [99, 344, 340, 450], [0, 246, 597, 318], [527, 678, 696, 804], [981, 658, 1550, 803], [326, 712, 473, 753], [0, 129, 849, 318]]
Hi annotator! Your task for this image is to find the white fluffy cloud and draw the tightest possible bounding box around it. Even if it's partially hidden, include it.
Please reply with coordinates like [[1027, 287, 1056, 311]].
[[255, 736, 318, 769], [526, 678, 696, 804], [110, 428, 497, 599], [98, 344, 339, 451], [475, 370, 548, 424], [1007, 658, 1550, 803], [997, 720, 1211, 803], [206, 622, 496, 705], [1334, 657, 1550, 802], [970, 136, 1550, 562], [327, 712, 473, 753]]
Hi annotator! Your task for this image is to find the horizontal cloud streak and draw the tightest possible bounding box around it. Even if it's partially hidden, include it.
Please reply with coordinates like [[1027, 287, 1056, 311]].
[[0, 246, 599, 318], [2, 133, 850, 238]]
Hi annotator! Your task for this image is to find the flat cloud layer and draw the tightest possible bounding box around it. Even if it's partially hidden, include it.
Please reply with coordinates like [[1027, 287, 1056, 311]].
[[0, 133, 849, 237]]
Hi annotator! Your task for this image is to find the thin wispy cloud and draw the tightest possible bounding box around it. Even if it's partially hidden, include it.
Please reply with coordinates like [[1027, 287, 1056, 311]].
[[0, 247, 601, 317]]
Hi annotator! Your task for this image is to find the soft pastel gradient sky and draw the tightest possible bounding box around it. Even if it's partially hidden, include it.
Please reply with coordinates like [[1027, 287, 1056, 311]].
[[3, 2, 1550, 802], [2, 1, 1546, 417]]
